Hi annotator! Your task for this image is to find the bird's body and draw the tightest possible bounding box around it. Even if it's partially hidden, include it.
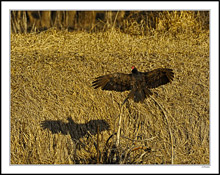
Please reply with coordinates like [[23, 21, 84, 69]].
[[92, 66, 174, 104]]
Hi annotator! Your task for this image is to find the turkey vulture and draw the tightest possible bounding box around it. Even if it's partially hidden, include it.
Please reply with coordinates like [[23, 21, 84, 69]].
[[92, 66, 174, 104]]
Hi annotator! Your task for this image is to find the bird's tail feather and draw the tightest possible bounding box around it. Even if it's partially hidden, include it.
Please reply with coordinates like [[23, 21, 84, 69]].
[[123, 88, 152, 104], [134, 90, 145, 102]]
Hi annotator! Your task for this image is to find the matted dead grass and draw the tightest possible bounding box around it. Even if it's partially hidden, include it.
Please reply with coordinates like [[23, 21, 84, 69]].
[[11, 13, 209, 164]]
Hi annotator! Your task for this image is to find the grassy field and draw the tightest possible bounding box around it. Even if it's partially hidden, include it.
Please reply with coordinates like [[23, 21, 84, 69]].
[[10, 11, 209, 164]]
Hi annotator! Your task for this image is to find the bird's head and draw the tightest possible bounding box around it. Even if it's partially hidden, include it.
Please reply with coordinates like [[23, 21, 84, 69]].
[[131, 66, 138, 73]]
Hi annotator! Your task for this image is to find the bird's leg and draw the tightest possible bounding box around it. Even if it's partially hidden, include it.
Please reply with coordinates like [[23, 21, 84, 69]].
[[122, 90, 135, 105]]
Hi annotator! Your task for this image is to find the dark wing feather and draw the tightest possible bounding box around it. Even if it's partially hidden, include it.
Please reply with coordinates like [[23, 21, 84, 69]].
[[92, 73, 132, 92], [143, 68, 174, 88]]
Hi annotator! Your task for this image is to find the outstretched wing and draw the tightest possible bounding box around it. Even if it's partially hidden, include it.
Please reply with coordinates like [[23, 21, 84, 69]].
[[143, 68, 174, 88], [92, 73, 133, 92]]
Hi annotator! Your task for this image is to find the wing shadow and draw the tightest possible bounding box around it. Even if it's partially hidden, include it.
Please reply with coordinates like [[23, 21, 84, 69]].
[[41, 117, 110, 141]]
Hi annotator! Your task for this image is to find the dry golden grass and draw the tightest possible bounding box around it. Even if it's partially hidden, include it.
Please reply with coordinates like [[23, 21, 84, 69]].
[[11, 11, 209, 164]]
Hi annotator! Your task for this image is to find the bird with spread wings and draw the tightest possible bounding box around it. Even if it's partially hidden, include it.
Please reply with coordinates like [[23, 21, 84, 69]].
[[92, 66, 174, 104]]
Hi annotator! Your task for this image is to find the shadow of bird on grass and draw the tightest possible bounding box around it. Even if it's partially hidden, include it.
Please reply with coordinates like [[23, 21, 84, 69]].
[[41, 117, 110, 141]]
